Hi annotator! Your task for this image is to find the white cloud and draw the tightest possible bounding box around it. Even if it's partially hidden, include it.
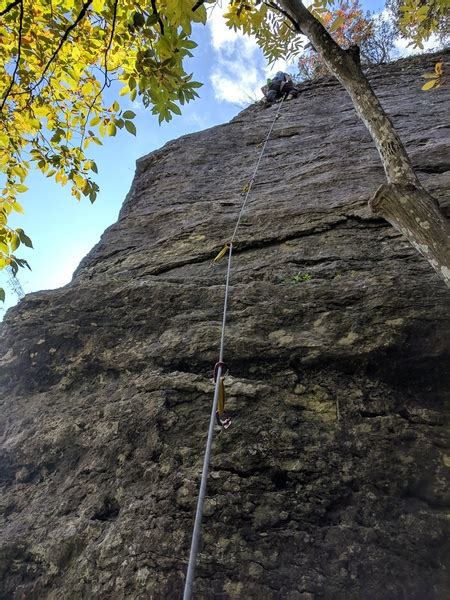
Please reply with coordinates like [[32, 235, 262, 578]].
[[394, 33, 441, 57], [207, 3, 298, 105], [208, 2, 241, 50], [372, 7, 442, 58], [210, 64, 262, 104], [208, 4, 265, 104], [186, 111, 210, 129]]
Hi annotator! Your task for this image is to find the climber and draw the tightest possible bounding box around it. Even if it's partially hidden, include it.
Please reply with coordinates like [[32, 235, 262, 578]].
[[262, 72, 299, 104]]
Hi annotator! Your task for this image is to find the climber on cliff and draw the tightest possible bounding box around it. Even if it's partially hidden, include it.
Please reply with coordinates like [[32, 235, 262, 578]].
[[262, 72, 299, 104]]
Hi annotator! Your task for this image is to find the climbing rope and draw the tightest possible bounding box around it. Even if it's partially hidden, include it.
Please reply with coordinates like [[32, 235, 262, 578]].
[[183, 97, 285, 600], [231, 97, 284, 243]]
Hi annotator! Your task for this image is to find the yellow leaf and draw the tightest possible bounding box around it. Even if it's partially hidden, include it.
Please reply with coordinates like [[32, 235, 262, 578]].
[[329, 15, 344, 32], [435, 62, 444, 76], [422, 79, 437, 91], [81, 81, 94, 96], [92, 0, 105, 12], [107, 122, 117, 136], [12, 201, 24, 213], [10, 233, 20, 252], [73, 173, 85, 189], [34, 105, 48, 117]]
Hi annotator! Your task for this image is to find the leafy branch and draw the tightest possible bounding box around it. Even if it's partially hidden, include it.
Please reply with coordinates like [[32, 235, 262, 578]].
[[0, 0, 20, 17], [265, 1, 302, 33], [151, 0, 164, 35], [80, 0, 119, 148], [31, 0, 94, 93], [102, 0, 119, 88], [192, 0, 207, 11], [0, 0, 23, 112]]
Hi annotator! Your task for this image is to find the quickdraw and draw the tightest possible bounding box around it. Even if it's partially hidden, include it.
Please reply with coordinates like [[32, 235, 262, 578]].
[[216, 376, 231, 430], [213, 362, 231, 430], [212, 242, 231, 264]]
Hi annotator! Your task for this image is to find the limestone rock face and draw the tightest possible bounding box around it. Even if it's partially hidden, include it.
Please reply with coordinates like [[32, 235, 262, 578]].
[[1, 52, 450, 599]]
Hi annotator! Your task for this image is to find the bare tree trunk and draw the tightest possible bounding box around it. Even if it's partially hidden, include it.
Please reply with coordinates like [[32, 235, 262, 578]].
[[280, 0, 450, 287], [370, 185, 450, 285]]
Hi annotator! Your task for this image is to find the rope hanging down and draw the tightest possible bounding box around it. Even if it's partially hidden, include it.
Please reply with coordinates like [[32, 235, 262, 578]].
[[183, 98, 285, 600]]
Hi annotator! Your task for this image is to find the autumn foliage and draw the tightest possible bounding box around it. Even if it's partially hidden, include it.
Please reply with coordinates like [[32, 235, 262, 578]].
[[298, 0, 375, 80], [421, 60, 446, 91], [0, 0, 207, 289]]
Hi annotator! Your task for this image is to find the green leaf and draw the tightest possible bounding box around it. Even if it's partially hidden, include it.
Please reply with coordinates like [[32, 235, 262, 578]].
[[10, 233, 20, 252], [122, 110, 136, 119], [133, 11, 145, 28], [146, 14, 159, 26], [107, 122, 117, 136], [0, 288, 5, 302], [168, 102, 181, 116], [125, 120, 136, 135], [16, 228, 34, 248], [15, 257, 31, 270], [10, 259, 18, 276]]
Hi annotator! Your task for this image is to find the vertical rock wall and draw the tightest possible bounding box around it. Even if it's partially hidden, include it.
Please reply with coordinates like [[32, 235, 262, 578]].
[[1, 52, 449, 599]]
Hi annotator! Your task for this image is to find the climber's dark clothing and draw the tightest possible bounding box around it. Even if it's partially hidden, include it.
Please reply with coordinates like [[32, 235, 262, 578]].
[[263, 72, 299, 103]]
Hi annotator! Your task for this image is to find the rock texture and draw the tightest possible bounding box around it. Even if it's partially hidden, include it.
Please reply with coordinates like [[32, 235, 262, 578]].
[[1, 52, 450, 600]]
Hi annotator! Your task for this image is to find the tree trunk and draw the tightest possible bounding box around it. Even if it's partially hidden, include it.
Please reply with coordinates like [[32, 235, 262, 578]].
[[280, 0, 450, 287], [370, 184, 450, 285]]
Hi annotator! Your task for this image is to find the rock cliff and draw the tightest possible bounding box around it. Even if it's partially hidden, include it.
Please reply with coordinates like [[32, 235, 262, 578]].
[[1, 51, 449, 599]]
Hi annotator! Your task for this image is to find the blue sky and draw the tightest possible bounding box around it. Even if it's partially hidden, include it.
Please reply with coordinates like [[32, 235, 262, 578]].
[[0, 0, 413, 316]]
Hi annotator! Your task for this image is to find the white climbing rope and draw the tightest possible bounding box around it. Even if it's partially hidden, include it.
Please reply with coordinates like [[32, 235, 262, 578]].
[[183, 97, 285, 600], [231, 97, 285, 242]]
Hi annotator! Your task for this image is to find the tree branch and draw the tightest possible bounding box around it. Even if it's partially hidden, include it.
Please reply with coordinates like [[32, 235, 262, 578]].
[[279, 0, 417, 186], [370, 184, 450, 286], [0, 0, 20, 17], [80, 0, 119, 148], [0, 0, 23, 112], [151, 0, 164, 35], [265, 1, 301, 33], [278, 0, 450, 286], [32, 0, 93, 92], [102, 0, 118, 87], [192, 0, 206, 11]]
